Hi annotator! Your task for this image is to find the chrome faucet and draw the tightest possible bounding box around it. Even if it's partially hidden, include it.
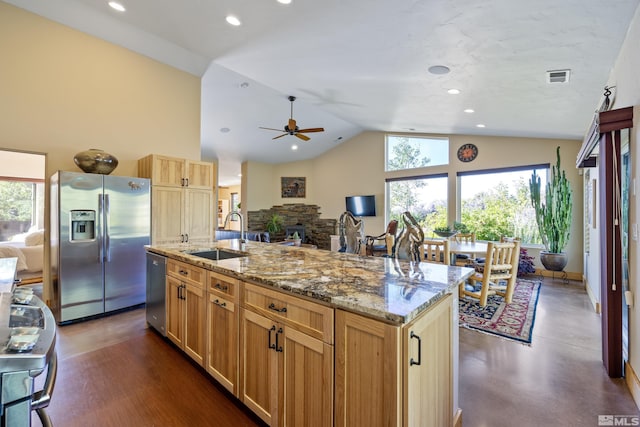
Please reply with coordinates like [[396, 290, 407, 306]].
[[224, 211, 245, 243]]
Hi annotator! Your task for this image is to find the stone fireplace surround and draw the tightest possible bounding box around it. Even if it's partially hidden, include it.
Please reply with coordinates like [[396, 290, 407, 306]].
[[247, 204, 336, 250]]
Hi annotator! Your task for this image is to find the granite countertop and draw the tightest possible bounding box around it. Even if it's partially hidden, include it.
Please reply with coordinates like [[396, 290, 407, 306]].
[[147, 240, 474, 324]]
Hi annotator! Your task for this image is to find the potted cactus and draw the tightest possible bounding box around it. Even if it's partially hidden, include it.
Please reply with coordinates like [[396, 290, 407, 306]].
[[529, 146, 573, 271]]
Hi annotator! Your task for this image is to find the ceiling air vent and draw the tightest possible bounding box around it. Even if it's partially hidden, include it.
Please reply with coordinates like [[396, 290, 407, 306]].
[[547, 69, 571, 84]]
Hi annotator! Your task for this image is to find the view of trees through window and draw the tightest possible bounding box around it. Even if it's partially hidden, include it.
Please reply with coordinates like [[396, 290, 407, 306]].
[[386, 135, 449, 232], [386, 135, 448, 171], [385, 135, 548, 244], [459, 169, 545, 243], [0, 180, 39, 242]]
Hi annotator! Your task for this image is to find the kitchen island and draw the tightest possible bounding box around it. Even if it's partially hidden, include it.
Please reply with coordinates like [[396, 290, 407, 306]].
[[147, 240, 474, 427]]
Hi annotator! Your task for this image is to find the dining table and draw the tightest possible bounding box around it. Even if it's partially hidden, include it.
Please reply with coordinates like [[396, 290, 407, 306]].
[[425, 239, 489, 266]]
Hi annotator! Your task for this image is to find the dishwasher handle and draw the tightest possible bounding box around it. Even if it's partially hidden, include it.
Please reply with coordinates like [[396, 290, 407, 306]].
[[32, 351, 58, 410]]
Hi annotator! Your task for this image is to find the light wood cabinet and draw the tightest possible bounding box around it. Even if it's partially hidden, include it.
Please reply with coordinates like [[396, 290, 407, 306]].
[[139, 154, 216, 244], [240, 283, 334, 427], [166, 259, 206, 366], [335, 294, 454, 427], [138, 154, 215, 189], [206, 272, 240, 395], [402, 294, 453, 427], [162, 254, 456, 427]]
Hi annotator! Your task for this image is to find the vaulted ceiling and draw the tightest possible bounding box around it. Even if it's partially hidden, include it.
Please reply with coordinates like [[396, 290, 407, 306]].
[[7, 0, 639, 184]]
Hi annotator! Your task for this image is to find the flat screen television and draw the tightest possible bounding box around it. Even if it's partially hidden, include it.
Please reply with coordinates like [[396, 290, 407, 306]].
[[345, 195, 376, 217]]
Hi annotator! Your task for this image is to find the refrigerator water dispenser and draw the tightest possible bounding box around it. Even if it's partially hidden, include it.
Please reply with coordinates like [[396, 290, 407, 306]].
[[70, 210, 96, 241]]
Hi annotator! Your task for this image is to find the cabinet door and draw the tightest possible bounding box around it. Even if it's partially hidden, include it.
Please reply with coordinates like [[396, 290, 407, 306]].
[[207, 293, 238, 395], [186, 160, 215, 189], [166, 276, 184, 347], [151, 155, 185, 187], [185, 188, 214, 243], [240, 309, 279, 426], [403, 294, 453, 427], [151, 186, 185, 244], [281, 327, 333, 427], [335, 309, 401, 427], [184, 282, 206, 366]]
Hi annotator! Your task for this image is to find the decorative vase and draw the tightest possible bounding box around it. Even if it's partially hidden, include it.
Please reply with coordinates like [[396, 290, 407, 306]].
[[73, 149, 119, 175], [540, 251, 568, 272]]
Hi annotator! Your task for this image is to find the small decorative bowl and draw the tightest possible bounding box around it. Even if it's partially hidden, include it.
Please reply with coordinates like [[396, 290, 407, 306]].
[[433, 230, 458, 238]]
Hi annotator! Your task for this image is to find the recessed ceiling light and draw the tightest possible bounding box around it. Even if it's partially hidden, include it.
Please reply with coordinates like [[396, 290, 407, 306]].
[[447, 89, 461, 95], [291, 144, 298, 150], [464, 109, 475, 113], [277, 0, 292, 4], [476, 124, 486, 128], [240, 82, 249, 88], [226, 15, 241, 26], [428, 65, 450, 75], [108, 1, 125, 12], [220, 127, 230, 133]]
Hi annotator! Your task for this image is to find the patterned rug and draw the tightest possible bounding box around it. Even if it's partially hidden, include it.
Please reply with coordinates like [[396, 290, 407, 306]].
[[459, 279, 541, 345]]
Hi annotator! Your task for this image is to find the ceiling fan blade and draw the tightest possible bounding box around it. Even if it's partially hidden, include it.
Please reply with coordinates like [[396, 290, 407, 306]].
[[289, 118, 297, 131], [297, 127, 324, 133], [260, 127, 285, 132], [295, 133, 310, 141], [272, 133, 288, 140]]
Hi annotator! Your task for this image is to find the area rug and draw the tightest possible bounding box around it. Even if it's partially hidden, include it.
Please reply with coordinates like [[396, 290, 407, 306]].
[[459, 279, 541, 345]]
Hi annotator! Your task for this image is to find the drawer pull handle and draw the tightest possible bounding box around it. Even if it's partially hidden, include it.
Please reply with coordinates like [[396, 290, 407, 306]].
[[268, 325, 276, 350], [268, 303, 287, 313], [275, 327, 283, 352], [179, 269, 188, 276], [409, 331, 422, 366], [214, 283, 228, 291], [213, 299, 226, 308]]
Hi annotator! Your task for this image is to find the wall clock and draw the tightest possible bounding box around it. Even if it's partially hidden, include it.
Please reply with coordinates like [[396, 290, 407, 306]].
[[457, 143, 478, 162]]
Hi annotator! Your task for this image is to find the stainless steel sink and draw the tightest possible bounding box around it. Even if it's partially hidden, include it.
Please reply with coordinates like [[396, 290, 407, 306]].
[[187, 249, 247, 261]]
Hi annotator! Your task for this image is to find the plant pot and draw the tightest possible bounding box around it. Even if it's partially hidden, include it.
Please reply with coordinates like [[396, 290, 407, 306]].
[[540, 251, 568, 272]]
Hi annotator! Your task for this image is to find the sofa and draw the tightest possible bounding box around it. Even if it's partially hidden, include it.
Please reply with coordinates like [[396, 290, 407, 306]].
[[0, 229, 44, 284]]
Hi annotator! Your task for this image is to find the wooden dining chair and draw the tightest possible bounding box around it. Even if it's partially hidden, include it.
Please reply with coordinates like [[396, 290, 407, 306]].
[[459, 240, 521, 307], [423, 239, 450, 264], [453, 232, 476, 266]]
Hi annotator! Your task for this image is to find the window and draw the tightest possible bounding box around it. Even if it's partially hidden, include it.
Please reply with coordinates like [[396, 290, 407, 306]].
[[386, 174, 448, 232], [458, 165, 548, 244], [230, 192, 239, 213], [0, 180, 44, 242], [386, 135, 449, 171]]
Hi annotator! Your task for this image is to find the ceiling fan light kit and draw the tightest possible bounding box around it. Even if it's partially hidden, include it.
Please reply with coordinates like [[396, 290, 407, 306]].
[[259, 95, 325, 141]]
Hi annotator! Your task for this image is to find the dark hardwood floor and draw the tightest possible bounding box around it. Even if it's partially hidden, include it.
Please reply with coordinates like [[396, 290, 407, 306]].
[[30, 277, 639, 426], [34, 309, 264, 427]]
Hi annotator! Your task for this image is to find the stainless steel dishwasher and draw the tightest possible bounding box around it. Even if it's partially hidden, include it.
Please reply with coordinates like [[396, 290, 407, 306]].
[[146, 252, 166, 336]]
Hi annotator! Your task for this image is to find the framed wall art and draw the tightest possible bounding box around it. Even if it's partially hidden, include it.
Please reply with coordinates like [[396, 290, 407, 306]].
[[281, 177, 306, 198]]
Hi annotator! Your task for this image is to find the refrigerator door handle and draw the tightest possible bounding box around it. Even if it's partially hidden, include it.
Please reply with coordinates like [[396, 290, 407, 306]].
[[105, 193, 111, 262], [98, 194, 105, 262]]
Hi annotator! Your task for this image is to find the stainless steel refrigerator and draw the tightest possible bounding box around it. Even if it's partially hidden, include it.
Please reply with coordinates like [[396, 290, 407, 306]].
[[50, 171, 150, 324]]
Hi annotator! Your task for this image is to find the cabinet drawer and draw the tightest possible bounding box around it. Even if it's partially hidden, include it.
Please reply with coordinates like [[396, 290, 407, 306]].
[[208, 271, 239, 300], [167, 259, 205, 287], [243, 282, 334, 344]]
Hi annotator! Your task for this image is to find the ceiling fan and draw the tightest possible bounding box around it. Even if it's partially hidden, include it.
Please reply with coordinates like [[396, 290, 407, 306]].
[[260, 96, 324, 141]]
